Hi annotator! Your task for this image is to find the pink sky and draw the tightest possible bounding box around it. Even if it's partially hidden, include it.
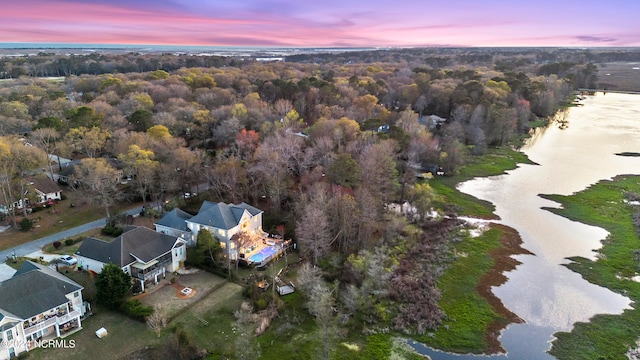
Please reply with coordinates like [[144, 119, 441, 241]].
[[1, 0, 639, 47]]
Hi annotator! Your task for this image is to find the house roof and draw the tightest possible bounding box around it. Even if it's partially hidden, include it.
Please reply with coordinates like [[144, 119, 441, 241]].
[[76, 226, 180, 267], [188, 201, 262, 230], [155, 208, 193, 232], [0, 261, 82, 319], [58, 164, 76, 177], [30, 177, 62, 195]]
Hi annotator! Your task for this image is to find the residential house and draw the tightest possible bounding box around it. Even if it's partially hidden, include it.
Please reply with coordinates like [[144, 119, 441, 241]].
[[0, 261, 84, 359], [5, 177, 63, 211], [75, 226, 187, 291], [31, 177, 63, 204], [54, 163, 77, 186], [55, 158, 126, 186], [154, 208, 196, 246], [184, 201, 264, 260]]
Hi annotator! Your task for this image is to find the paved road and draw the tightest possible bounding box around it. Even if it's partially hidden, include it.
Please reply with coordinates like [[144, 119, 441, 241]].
[[0, 182, 209, 264], [0, 206, 143, 263]]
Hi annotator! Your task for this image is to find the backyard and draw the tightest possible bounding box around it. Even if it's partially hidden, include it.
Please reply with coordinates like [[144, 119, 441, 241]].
[[135, 270, 228, 319], [27, 270, 242, 360]]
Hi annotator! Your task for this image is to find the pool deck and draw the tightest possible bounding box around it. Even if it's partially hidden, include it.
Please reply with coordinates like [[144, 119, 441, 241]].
[[242, 238, 291, 266]]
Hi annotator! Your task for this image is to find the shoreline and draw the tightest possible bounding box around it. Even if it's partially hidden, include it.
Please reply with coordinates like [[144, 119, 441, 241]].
[[477, 223, 532, 354], [541, 175, 640, 358]]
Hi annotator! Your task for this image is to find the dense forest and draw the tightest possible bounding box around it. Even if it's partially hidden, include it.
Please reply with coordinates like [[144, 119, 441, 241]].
[[0, 47, 637, 358]]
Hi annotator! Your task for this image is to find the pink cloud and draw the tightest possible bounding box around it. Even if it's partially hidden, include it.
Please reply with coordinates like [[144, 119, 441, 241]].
[[1, 0, 639, 47]]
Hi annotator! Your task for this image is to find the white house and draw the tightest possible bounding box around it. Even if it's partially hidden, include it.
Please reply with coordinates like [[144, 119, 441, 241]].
[[0, 261, 84, 359], [75, 226, 186, 291], [182, 201, 264, 260], [31, 177, 63, 204]]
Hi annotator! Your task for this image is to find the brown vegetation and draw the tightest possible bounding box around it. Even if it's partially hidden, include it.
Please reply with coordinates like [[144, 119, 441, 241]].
[[478, 224, 532, 353]]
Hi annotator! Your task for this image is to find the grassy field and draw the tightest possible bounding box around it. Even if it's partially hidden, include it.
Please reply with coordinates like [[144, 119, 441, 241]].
[[0, 189, 138, 251], [431, 146, 536, 218], [27, 275, 244, 360], [542, 175, 640, 359], [28, 309, 161, 360], [597, 62, 640, 93], [170, 282, 245, 358]]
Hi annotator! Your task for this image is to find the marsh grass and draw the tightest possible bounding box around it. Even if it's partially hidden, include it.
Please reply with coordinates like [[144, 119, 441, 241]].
[[416, 227, 505, 353], [543, 175, 640, 359], [431, 147, 535, 218]]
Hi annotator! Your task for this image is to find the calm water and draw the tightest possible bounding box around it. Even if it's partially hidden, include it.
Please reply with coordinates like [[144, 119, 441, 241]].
[[418, 93, 640, 359]]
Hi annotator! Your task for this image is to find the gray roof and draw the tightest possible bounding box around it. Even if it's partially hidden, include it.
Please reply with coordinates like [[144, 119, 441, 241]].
[[76, 226, 180, 267], [155, 208, 193, 232], [188, 201, 262, 230], [0, 261, 82, 319], [0, 321, 18, 331]]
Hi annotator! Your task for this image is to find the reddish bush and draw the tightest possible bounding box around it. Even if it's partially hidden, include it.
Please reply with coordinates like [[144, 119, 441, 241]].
[[53, 241, 61, 249]]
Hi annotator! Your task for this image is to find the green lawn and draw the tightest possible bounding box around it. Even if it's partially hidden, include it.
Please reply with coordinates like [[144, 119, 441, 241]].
[[256, 292, 320, 360], [28, 309, 160, 360], [24, 269, 246, 360], [543, 176, 640, 359], [170, 282, 245, 358]]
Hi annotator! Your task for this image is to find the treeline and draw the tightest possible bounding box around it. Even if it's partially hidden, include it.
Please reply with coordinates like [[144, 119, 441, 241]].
[[0, 48, 596, 338], [0, 52, 242, 78]]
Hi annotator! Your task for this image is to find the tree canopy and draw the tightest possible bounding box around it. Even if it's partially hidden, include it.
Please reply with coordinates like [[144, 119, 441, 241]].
[[95, 263, 131, 309]]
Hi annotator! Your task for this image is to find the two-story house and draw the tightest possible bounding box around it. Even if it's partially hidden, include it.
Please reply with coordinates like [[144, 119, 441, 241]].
[[0, 261, 84, 359], [75, 226, 187, 292], [182, 202, 263, 260]]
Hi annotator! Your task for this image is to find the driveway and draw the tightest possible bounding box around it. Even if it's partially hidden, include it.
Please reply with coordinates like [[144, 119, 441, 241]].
[[0, 263, 16, 282]]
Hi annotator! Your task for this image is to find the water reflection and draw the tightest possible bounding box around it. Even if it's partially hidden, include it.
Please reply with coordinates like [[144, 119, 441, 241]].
[[414, 93, 640, 358]]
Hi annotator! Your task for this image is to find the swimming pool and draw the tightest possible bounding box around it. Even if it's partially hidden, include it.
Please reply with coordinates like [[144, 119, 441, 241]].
[[249, 245, 279, 264]]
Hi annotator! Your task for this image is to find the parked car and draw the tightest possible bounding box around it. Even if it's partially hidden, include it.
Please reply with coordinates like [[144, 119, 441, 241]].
[[59, 255, 77, 266], [183, 192, 197, 199]]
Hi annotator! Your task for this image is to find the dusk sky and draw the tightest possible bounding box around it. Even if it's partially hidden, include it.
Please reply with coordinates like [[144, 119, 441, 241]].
[[2, 0, 639, 47]]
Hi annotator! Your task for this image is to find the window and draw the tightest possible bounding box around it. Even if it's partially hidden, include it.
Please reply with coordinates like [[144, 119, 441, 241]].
[[74, 291, 80, 298], [5, 329, 13, 341]]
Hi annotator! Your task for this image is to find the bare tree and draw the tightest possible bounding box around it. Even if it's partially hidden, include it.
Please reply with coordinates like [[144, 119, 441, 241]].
[[10, 141, 48, 218], [146, 304, 168, 338], [233, 302, 261, 360], [296, 203, 331, 265], [74, 158, 122, 219], [307, 282, 339, 360], [29, 127, 61, 177], [296, 262, 322, 295]]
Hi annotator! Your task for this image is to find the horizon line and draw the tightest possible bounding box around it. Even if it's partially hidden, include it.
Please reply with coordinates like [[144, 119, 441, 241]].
[[2, 42, 640, 50]]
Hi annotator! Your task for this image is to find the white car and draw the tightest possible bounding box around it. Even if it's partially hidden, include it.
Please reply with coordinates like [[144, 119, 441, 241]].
[[183, 192, 197, 199], [59, 255, 77, 266]]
